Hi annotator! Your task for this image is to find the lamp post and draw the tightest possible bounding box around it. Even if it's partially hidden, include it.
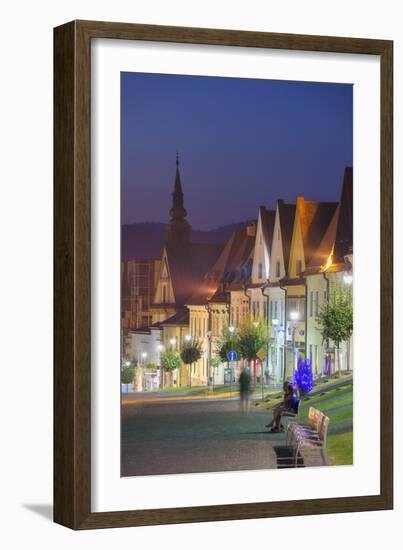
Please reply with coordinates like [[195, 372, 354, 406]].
[[343, 271, 353, 371], [228, 325, 236, 387], [157, 344, 164, 388], [261, 284, 270, 388], [167, 338, 177, 387], [205, 302, 212, 388], [184, 334, 193, 387], [272, 318, 279, 383], [290, 310, 299, 375], [140, 351, 148, 391], [207, 330, 212, 389], [252, 320, 264, 397]]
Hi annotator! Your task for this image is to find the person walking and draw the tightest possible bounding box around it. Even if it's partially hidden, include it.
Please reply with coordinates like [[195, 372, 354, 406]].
[[239, 367, 251, 414]]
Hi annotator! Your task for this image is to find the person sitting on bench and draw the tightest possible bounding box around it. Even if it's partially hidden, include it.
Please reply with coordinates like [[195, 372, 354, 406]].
[[265, 382, 298, 433]]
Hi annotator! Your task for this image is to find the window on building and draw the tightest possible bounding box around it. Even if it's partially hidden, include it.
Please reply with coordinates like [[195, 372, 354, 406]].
[[256, 301, 260, 317], [275, 261, 280, 278], [314, 291, 319, 317], [274, 300, 278, 319], [258, 263, 263, 279], [162, 285, 167, 304], [309, 291, 313, 317], [263, 301, 267, 319]]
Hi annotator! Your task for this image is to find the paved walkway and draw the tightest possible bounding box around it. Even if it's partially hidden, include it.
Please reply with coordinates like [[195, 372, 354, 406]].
[[122, 397, 282, 477]]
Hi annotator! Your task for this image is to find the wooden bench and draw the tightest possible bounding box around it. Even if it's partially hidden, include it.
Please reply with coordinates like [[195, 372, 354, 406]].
[[287, 407, 330, 466], [280, 399, 301, 433], [286, 406, 320, 445]]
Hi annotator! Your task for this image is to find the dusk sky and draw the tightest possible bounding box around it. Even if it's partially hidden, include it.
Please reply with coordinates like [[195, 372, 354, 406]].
[[121, 72, 352, 231]]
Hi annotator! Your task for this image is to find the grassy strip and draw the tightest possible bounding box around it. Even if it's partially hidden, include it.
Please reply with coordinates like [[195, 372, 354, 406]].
[[326, 431, 353, 465], [158, 385, 205, 394]]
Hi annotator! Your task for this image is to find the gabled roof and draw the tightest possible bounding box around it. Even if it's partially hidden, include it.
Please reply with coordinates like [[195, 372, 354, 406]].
[[334, 167, 353, 262], [304, 167, 353, 275], [166, 241, 223, 307], [158, 308, 189, 327], [222, 228, 255, 291], [297, 198, 338, 266], [186, 223, 256, 305], [259, 206, 276, 255], [305, 204, 340, 273], [129, 319, 162, 334], [277, 200, 296, 274]]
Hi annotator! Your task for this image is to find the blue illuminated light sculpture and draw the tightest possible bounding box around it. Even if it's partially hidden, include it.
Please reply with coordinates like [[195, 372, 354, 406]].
[[293, 357, 314, 395]]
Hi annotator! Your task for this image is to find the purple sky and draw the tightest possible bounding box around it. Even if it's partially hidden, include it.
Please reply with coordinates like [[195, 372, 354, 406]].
[[121, 72, 352, 231]]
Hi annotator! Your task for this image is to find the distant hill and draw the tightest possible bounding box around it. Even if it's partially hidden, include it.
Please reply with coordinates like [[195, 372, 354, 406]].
[[122, 220, 254, 261]]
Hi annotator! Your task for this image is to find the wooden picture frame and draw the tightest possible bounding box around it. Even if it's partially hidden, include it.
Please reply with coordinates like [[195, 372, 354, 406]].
[[54, 20, 393, 530]]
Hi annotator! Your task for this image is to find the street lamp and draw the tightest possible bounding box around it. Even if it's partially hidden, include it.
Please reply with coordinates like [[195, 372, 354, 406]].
[[124, 360, 131, 367], [228, 325, 235, 333], [184, 334, 192, 342], [169, 337, 176, 349], [290, 310, 299, 322]]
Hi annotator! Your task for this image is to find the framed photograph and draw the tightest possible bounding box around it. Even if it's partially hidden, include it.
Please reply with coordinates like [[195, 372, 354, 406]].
[[54, 20, 393, 529]]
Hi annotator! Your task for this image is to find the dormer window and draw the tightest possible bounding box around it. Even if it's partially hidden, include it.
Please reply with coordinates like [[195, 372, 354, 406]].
[[296, 259, 302, 275], [258, 263, 263, 279]]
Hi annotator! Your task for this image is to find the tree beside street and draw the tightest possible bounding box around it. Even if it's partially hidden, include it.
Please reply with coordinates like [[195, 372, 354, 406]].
[[160, 351, 182, 388], [215, 327, 240, 362], [317, 283, 353, 377], [237, 319, 268, 384], [180, 339, 203, 387], [121, 365, 134, 384]]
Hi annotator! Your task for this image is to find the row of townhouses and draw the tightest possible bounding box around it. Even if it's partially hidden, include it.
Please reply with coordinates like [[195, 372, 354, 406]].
[[122, 158, 353, 391]]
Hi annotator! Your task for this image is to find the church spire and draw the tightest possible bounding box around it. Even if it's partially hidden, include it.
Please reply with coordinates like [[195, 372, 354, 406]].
[[171, 153, 186, 216], [166, 153, 191, 247]]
